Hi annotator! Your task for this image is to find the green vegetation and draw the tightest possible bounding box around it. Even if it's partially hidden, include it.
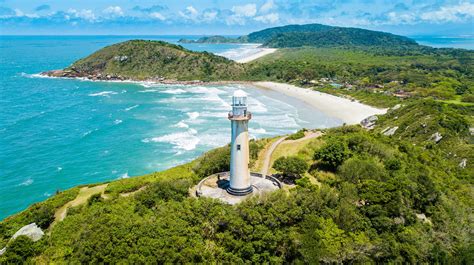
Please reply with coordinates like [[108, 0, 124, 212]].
[[272, 156, 309, 177], [286, 128, 306, 140], [67, 40, 245, 81], [246, 47, 474, 107], [5, 23, 473, 263], [1, 117, 471, 263]]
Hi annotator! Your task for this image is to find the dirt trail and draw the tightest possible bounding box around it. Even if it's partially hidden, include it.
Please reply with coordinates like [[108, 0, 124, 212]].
[[51, 184, 108, 228]]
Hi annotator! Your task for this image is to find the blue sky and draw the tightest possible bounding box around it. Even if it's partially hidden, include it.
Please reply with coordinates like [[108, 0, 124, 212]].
[[0, 0, 473, 36]]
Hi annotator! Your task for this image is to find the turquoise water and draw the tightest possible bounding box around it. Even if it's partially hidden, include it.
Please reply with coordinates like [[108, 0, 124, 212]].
[[411, 35, 474, 50], [0, 36, 342, 219]]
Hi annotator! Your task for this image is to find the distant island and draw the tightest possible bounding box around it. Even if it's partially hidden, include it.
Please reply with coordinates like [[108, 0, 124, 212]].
[[4, 23, 473, 263]]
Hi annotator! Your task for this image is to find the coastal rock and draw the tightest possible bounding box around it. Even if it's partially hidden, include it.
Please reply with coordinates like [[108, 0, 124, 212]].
[[12, 223, 44, 242], [416, 213, 432, 225], [459, 158, 467, 169], [382, 126, 398, 136], [391, 104, 402, 111], [470, 127, 474, 136], [430, 132, 443, 143], [0, 247, 5, 256], [114, 55, 128, 62], [361, 115, 378, 129]]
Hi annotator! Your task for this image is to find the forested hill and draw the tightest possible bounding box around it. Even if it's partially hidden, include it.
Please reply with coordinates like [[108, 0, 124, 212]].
[[42, 40, 245, 81], [261, 27, 418, 48], [178, 23, 419, 49]]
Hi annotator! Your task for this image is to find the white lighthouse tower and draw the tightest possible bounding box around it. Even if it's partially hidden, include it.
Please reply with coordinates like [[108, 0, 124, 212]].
[[227, 90, 253, 196]]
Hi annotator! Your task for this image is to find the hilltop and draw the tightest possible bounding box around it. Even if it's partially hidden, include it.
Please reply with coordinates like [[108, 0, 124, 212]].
[[179, 23, 418, 48], [42, 40, 245, 81]]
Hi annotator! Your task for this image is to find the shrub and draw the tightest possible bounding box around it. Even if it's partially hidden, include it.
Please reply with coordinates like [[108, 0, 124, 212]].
[[2, 236, 39, 263], [287, 129, 306, 140], [135, 178, 193, 208], [314, 140, 349, 170], [338, 158, 387, 183], [273, 156, 309, 177], [461, 94, 474, 103]]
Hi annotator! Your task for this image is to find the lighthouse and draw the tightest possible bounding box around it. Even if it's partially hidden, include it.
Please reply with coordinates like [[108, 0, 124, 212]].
[[227, 90, 253, 196]]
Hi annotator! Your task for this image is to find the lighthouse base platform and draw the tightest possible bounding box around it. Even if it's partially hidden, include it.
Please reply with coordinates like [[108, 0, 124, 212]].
[[195, 172, 282, 205]]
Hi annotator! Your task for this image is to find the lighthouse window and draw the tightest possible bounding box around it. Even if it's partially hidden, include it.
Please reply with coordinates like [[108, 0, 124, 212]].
[[237, 145, 241, 151]]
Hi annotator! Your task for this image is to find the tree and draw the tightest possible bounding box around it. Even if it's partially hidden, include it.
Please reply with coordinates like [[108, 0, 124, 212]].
[[314, 140, 349, 170], [273, 156, 309, 177]]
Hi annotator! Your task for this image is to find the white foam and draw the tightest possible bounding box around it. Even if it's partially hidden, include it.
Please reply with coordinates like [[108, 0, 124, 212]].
[[161, 88, 187, 94], [139, 89, 160, 93], [124, 105, 139, 111], [143, 129, 200, 151], [249, 128, 267, 134], [119, 172, 130, 179], [18, 178, 33, 186], [57, 167, 62, 172], [88, 91, 118, 97], [114, 119, 123, 125], [174, 121, 189, 128], [187, 112, 200, 120]]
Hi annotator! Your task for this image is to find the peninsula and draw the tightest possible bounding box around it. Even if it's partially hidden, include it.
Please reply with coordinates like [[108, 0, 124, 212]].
[[3, 23, 473, 264]]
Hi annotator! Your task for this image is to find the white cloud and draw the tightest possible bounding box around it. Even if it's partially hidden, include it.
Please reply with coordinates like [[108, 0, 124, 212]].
[[260, 0, 275, 13], [150, 12, 165, 21], [67, 8, 96, 21], [103, 6, 123, 17], [179, 5, 199, 20], [202, 10, 218, 22], [232, 4, 257, 17], [420, 2, 474, 23], [254, 13, 279, 23]]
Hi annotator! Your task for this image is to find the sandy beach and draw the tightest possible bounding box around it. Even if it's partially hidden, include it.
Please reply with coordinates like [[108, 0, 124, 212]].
[[236, 48, 277, 63], [253, 81, 387, 125]]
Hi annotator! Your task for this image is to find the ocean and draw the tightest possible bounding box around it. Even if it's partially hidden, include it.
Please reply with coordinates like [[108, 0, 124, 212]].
[[0, 36, 342, 219]]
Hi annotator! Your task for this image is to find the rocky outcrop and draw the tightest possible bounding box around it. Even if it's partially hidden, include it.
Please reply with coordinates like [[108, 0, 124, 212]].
[[12, 223, 44, 242], [459, 158, 467, 169], [361, 115, 378, 129], [430, 132, 443, 143], [381, 126, 398, 136]]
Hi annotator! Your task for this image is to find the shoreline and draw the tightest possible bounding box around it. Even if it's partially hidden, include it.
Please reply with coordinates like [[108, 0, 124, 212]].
[[235, 48, 277, 63], [252, 81, 387, 125], [37, 73, 385, 124]]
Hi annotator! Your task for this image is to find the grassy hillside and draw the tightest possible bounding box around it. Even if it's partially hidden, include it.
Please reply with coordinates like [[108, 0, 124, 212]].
[[64, 40, 245, 81], [1, 111, 472, 263]]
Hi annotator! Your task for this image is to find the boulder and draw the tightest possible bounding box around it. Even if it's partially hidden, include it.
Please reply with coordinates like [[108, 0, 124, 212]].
[[459, 158, 467, 169], [383, 126, 398, 136], [12, 223, 44, 242], [0, 247, 5, 256], [391, 104, 402, 110], [360, 115, 378, 129], [430, 132, 443, 143]]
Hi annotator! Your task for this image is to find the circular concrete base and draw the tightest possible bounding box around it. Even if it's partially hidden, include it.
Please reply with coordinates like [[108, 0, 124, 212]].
[[195, 172, 281, 205]]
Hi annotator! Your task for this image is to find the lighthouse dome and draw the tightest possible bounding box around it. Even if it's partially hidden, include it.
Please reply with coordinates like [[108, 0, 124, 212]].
[[233, 89, 247, 98]]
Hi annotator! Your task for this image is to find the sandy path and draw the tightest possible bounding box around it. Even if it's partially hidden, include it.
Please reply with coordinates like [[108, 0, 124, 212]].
[[253, 82, 387, 125], [52, 184, 108, 227], [261, 136, 287, 176]]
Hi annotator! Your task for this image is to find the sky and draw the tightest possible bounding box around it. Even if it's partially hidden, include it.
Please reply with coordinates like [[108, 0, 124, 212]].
[[0, 0, 473, 36]]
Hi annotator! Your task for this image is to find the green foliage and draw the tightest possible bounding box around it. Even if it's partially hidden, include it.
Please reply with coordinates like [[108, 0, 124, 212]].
[[287, 129, 306, 140], [338, 158, 387, 183], [192, 146, 231, 177], [314, 140, 349, 170], [69, 40, 245, 81], [273, 156, 309, 177], [1, 236, 41, 263]]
